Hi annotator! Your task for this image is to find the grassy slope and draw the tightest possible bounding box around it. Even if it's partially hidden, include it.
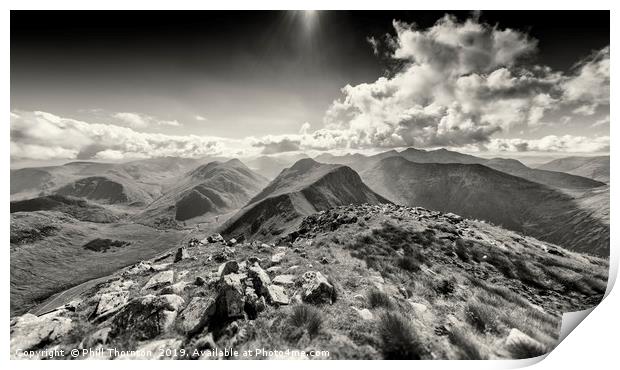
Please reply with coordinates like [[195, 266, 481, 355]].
[[17, 204, 607, 360], [361, 157, 609, 256], [10, 211, 188, 315]]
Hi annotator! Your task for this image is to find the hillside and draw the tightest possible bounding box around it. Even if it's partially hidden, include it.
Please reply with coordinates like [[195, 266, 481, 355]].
[[10, 157, 209, 204], [222, 158, 389, 240], [538, 156, 610, 183], [136, 159, 269, 226], [10, 195, 122, 223], [10, 204, 607, 359], [361, 157, 609, 256]]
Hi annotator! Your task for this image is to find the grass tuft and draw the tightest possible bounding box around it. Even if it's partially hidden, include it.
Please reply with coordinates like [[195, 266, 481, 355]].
[[288, 304, 323, 339], [378, 312, 427, 360], [366, 289, 393, 309]]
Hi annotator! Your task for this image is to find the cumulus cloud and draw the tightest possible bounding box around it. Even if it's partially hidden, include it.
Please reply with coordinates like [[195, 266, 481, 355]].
[[366, 36, 380, 55], [113, 112, 181, 128], [563, 46, 610, 113], [10, 111, 235, 161]]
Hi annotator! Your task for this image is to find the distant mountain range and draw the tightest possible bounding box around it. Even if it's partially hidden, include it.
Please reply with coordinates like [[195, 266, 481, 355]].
[[538, 156, 610, 183], [9, 148, 610, 256]]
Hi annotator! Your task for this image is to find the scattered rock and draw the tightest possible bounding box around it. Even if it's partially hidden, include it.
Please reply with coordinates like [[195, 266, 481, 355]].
[[150, 263, 172, 272], [95, 291, 129, 317], [10, 313, 73, 356], [301, 271, 335, 304], [174, 247, 190, 262], [351, 307, 373, 320], [160, 281, 189, 295], [227, 238, 237, 246], [266, 284, 290, 305], [195, 276, 206, 286], [273, 274, 296, 286], [320, 257, 329, 264], [142, 270, 174, 291], [110, 294, 185, 341], [216, 273, 246, 318], [218, 260, 240, 277], [124, 261, 151, 275], [266, 266, 282, 274], [177, 296, 214, 334], [271, 252, 286, 264], [247, 265, 271, 295], [207, 233, 225, 243]]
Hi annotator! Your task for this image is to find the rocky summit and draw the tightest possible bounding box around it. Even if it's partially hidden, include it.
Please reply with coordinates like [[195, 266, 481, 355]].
[[10, 204, 607, 360]]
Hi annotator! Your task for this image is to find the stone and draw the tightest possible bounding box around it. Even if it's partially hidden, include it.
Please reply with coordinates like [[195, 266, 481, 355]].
[[116, 339, 183, 360], [160, 281, 189, 295], [10, 313, 73, 356], [142, 270, 174, 290], [409, 301, 428, 314], [174, 247, 190, 262], [244, 287, 266, 318], [247, 256, 262, 266], [272, 274, 296, 286], [301, 271, 335, 304], [207, 233, 225, 243], [266, 266, 282, 274], [271, 252, 286, 264], [218, 260, 240, 277], [110, 294, 185, 341], [124, 261, 151, 275], [195, 276, 206, 286], [228, 238, 238, 245], [351, 307, 373, 320], [216, 273, 246, 318], [177, 296, 214, 334], [95, 291, 129, 317], [247, 265, 271, 295], [320, 257, 329, 264], [150, 263, 172, 272], [266, 284, 290, 305]]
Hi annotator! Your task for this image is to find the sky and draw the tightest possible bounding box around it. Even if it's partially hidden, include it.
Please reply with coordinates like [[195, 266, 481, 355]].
[[10, 10, 610, 166]]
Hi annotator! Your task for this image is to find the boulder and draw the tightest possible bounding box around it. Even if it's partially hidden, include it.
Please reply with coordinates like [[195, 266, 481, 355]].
[[142, 270, 174, 290], [174, 247, 190, 262], [218, 260, 240, 277], [227, 238, 237, 246], [271, 252, 286, 264], [124, 261, 152, 275], [160, 281, 189, 295], [10, 313, 73, 356], [95, 291, 129, 317], [244, 287, 266, 318], [301, 271, 335, 304], [207, 233, 225, 243], [351, 307, 373, 320], [247, 265, 271, 295], [272, 275, 295, 286], [110, 294, 185, 341], [177, 296, 214, 334], [216, 273, 246, 318], [266, 285, 290, 305]]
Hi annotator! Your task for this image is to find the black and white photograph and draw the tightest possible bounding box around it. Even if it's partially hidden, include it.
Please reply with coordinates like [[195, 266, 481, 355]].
[[8, 9, 612, 361]]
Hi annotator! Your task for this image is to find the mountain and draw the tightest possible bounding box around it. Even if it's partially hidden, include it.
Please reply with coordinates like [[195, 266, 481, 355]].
[[245, 154, 310, 179], [537, 156, 610, 183], [10, 204, 607, 359], [136, 159, 269, 226], [361, 156, 609, 256], [222, 158, 389, 240], [316, 148, 605, 190], [10, 157, 213, 204], [10, 195, 122, 223]]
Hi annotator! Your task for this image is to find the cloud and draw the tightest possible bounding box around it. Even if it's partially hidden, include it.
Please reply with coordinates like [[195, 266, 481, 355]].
[[366, 36, 380, 55], [10, 111, 235, 161], [113, 112, 182, 128], [591, 115, 610, 128], [252, 136, 301, 155], [488, 135, 610, 153], [195, 115, 208, 121], [563, 46, 610, 113]]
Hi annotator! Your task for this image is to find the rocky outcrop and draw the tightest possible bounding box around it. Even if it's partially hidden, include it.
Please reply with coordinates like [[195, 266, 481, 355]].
[[110, 294, 185, 341], [301, 271, 336, 304], [10, 312, 73, 357]]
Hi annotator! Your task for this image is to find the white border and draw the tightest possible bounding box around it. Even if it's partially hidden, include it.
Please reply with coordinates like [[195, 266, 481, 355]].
[[2, 1, 617, 369]]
